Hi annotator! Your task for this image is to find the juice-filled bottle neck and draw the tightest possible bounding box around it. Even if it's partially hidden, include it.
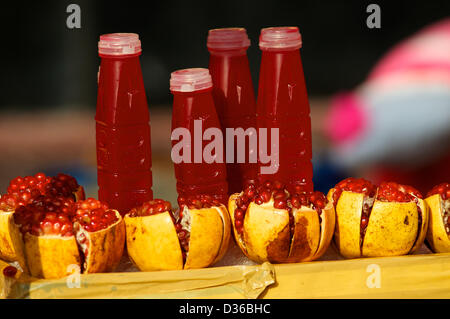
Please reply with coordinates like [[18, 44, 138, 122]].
[[99, 52, 141, 59], [208, 48, 248, 57], [261, 48, 301, 58], [171, 87, 213, 97]]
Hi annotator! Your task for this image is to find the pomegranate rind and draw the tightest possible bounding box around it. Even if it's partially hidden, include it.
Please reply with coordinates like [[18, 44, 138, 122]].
[[229, 194, 333, 264], [74, 186, 86, 202], [0, 187, 83, 271], [81, 210, 125, 273], [24, 233, 80, 279], [211, 205, 232, 265], [362, 201, 419, 257], [409, 198, 429, 253], [287, 207, 320, 262], [243, 201, 290, 263], [184, 207, 225, 269], [425, 194, 450, 253], [228, 193, 250, 257], [329, 189, 364, 258], [124, 211, 183, 271], [0, 211, 27, 272], [311, 200, 336, 260]]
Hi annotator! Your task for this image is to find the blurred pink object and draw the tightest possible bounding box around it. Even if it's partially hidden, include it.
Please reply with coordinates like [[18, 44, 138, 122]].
[[369, 18, 450, 81], [324, 18, 450, 193], [325, 18, 450, 153], [325, 92, 366, 145]]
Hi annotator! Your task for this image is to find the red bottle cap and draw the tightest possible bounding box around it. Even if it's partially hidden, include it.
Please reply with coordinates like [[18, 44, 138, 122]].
[[259, 27, 302, 51], [98, 33, 142, 56], [207, 28, 251, 50], [170, 68, 213, 92]]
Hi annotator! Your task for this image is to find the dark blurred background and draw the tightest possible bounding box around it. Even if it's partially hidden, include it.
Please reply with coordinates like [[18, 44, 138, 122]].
[[2, 0, 450, 107], [0, 0, 449, 200]]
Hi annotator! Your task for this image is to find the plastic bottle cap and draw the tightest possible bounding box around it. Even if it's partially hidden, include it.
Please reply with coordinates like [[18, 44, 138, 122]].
[[170, 68, 213, 92], [207, 28, 251, 50], [98, 33, 142, 56], [259, 27, 302, 51]]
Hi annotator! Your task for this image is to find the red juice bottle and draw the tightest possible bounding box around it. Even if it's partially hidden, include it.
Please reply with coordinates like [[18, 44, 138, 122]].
[[96, 33, 153, 215], [256, 27, 313, 193], [207, 28, 257, 194], [170, 68, 228, 204]]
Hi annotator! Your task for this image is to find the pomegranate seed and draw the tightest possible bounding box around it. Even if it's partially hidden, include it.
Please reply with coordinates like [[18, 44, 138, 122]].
[[264, 181, 273, 189], [46, 212, 57, 220], [427, 183, 450, 201], [261, 191, 271, 203], [3, 266, 17, 277], [178, 230, 186, 239], [31, 225, 41, 236], [41, 221, 53, 234], [315, 199, 325, 209], [78, 232, 86, 243], [244, 188, 255, 199], [274, 199, 287, 209], [61, 223, 72, 235], [234, 209, 244, 220], [290, 197, 300, 209], [273, 181, 283, 190], [273, 191, 286, 200], [361, 216, 368, 228]]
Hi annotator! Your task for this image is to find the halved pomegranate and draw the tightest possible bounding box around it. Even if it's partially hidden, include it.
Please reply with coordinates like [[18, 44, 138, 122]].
[[72, 198, 125, 273], [228, 180, 335, 263], [1, 173, 84, 209], [0, 173, 85, 271], [328, 178, 428, 258], [44, 173, 85, 201], [124, 196, 230, 271], [12, 197, 124, 279], [425, 182, 450, 253]]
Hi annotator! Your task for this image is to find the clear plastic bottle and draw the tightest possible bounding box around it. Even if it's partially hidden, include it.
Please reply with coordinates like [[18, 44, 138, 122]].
[[96, 33, 153, 215], [256, 27, 313, 193], [170, 68, 228, 204], [207, 28, 257, 194]]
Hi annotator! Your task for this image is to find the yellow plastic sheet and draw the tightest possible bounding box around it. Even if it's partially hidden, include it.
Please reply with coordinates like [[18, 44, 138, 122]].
[[1, 243, 449, 299], [265, 252, 450, 298], [0, 259, 275, 299]]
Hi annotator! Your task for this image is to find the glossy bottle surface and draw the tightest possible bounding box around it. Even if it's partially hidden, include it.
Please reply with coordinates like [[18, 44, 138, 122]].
[[209, 51, 257, 194], [257, 42, 313, 193], [96, 50, 153, 215], [171, 76, 228, 204]]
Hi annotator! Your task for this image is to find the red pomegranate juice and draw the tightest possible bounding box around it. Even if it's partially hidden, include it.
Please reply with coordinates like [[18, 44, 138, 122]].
[[207, 28, 257, 194], [96, 33, 153, 215], [170, 68, 228, 204], [256, 27, 313, 193]]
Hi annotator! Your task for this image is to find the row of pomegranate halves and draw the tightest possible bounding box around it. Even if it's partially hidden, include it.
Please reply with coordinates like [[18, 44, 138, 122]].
[[0, 172, 448, 279]]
